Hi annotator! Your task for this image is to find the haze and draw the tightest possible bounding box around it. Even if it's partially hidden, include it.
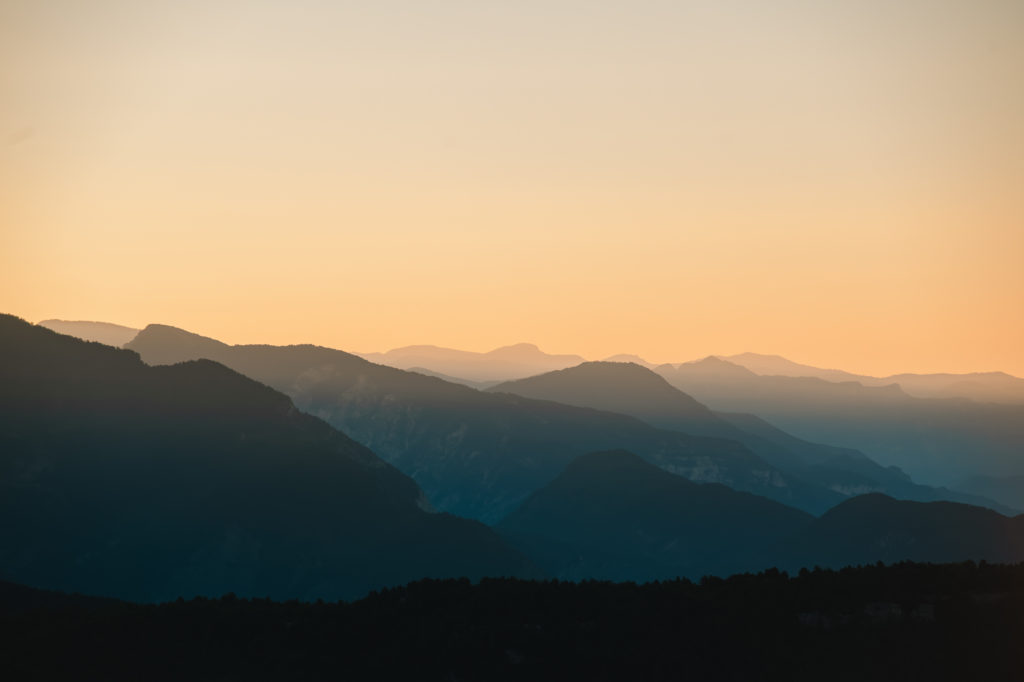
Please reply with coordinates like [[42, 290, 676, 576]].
[[2, 0, 1022, 376]]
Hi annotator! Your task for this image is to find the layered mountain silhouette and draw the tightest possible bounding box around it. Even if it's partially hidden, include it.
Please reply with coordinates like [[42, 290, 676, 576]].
[[955, 475, 1024, 512], [37, 319, 140, 347], [404, 367, 501, 390], [497, 450, 812, 581], [657, 357, 1024, 486], [770, 493, 1024, 571], [489, 362, 1009, 511], [498, 451, 1024, 582], [0, 315, 535, 602], [601, 353, 656, 368], [125, 325, 835, 521], [357, 343, 584, 383], [722, 352, 1024, 404]]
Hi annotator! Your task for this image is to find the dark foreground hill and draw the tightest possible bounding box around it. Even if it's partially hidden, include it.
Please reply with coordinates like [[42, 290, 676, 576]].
[[770, 493, 1024, 571], [0, 315, 535, 601], [125, 324, 833, 520], [498, 450, 812, 581], [496, 451, 1024, 582], [4, 561, 1024, 681]]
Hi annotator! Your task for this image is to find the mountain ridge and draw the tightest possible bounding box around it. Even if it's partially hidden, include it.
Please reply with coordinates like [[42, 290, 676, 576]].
[[125, 324, 837, 520], [0, 314, 536, 601], [489, 361, 1008, 512]]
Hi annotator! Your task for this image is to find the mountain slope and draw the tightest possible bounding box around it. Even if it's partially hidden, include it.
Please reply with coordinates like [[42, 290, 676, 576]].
[[490, 362, 729, 438], [497, 450, 813, 581], [955, 475, 1024, 512], [357, 342, 585, 383], [125, 325, 830, 520], [770, 494, 1024, 570], [657, 357, 1024, 486], [489, 362, 1006, 512], [723, 352, 1024, 404], [37, 319, 140, 347], [0, 314, 535, 602], [497, 451, 1024, 583]]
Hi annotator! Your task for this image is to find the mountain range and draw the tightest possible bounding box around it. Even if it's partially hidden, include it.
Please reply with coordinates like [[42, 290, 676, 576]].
[[499, 450, 1024, 581], [28, 318, 1024, 501], [124, 325, 832, 521], [489, 361, 1008, 510], [6, 314, 1024, 595], [656, 357, 1024, 487], [721, 352, 1024, 404], [0, 315, 535, 601], [37, 319, 141, 347], [497, 450, 812, 581], [35, 320, 1024, 406], [357, 343, 585, 384]]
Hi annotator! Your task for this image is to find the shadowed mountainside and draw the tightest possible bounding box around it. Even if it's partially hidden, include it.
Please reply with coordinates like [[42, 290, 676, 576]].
[[497, 451, 1024, 583], [769, 493, 1024, 571], [497, 450, 812, 581], [954, 475, 1024, 514], [125, 325, 837, 521], [656, 357, 1024, 486], [0, 315, 535, 602], [490, 362, 1010, 512]]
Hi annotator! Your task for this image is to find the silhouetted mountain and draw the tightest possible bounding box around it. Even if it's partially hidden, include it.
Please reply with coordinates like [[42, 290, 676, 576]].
[[715, 411, 1012, 511], [878, 371, 1024, 404], [497, 450, 812, 581], [490, 362, 727, 437], [357, 342, 585, 383], [723, 352, 1024, 404], [664, 355, 758, 379], [37, 319, 140, 347], [0, 315, 535, 602], [601, 353, 655, 368], [497, 451, 1024, 583], [955, 475, 1024, 512], [771, 494, 1024, 571], [722, 352, 866, 382], [490, 362, 1007, 511], [125, 325, 826, 520], [657, 357, 1024, 487]]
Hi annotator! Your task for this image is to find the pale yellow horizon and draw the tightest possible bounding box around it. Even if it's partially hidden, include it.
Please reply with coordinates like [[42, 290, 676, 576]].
[[3, 1, 1023, 377]]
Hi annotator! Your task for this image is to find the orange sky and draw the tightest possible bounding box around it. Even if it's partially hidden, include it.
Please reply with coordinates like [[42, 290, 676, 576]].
[[2, 0, 1023, 376]]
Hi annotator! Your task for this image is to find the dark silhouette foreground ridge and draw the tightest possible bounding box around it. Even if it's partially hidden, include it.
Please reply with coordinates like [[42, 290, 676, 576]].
[[0, 314, 535, 601], [3, 561, 1024, 681]]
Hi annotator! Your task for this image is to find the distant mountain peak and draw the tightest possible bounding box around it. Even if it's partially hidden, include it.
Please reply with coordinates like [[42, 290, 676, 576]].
[[39, 318, 135, 330], [677, 356, 759, 377], [492, 360, 691, 395], [36, 319, 141, 348], [602, 354, 654, 368], [486, 343, 581, 361], [126, 324, 230, 366], [490, 342, 541, 353], [133, 324, 228, 347], [358, 342, 585, 383], [728, 352, 791, 362]]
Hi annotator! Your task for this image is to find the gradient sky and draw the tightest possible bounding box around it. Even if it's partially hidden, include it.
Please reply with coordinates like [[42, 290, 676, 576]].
[[2, 0, 1022, 376]]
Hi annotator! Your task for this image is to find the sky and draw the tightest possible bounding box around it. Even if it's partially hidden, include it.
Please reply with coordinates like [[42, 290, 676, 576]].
[[2, 0, 1022, 376]]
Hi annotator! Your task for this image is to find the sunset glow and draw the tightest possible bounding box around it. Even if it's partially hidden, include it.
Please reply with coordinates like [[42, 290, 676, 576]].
[[3, 0, 1022, 375]]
